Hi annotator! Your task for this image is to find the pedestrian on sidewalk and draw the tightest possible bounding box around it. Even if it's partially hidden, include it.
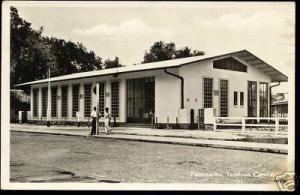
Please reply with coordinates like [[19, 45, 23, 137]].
[[90, 107, 97, 135], [104, 107, 111, 135]]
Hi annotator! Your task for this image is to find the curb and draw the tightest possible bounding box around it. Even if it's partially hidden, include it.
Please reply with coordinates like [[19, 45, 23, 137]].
[[11, 129, 288, 154]]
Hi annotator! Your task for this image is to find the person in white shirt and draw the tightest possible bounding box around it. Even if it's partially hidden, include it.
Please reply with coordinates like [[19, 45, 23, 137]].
[[104, 107, 111, 135], [90, 107, 97, 135]]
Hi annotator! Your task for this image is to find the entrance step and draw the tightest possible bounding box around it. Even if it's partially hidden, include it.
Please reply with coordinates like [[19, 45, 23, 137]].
[[120, 123, 152, 128]]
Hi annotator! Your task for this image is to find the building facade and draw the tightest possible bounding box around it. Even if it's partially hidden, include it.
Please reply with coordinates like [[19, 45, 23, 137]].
[[16, 50, 288, 127], [271, 93, 288, 117]]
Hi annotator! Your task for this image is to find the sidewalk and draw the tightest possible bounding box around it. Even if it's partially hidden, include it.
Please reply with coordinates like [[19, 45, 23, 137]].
[[10, 123, 288, 154]]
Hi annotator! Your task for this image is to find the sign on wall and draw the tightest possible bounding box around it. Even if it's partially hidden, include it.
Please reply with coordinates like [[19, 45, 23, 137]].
[[214, 90, 219, 96]]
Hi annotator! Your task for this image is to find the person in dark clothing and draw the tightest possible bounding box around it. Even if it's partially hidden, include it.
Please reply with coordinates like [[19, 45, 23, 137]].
[[90, 107, 97, 135]]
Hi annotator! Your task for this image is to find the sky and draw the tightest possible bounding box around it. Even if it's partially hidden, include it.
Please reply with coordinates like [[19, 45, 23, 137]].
[[14, 2, 294, 92]]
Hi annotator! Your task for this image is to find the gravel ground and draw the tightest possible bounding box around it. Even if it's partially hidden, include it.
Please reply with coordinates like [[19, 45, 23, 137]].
[[10, 132, 287, 183]]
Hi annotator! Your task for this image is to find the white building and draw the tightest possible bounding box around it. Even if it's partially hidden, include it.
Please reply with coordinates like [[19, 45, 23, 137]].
[[15, 50, 288, 128]]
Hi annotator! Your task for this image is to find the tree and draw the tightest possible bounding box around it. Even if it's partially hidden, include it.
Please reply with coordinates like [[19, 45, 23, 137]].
[[10, 6, 106, 86], [175, 46, 205, 58], [142, 41, 205, 63], [142, 41, 176, 63], [104, 57, 123, 69], [10, 7, 50, 85]]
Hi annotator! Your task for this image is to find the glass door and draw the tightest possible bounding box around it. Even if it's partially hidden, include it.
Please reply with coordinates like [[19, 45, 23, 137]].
[[127, 77, 155, 123]]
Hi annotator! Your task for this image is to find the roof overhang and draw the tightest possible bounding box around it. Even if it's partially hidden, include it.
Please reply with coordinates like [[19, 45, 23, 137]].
[[232, 50, 288, 82], [14, 49, 288, 87]]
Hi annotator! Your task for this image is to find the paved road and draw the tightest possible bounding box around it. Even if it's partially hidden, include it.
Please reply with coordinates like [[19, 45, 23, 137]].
[[10, 132, 287, 183]]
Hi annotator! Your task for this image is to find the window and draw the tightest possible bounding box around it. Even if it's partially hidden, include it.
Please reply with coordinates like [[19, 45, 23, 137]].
[[203, 78, 213, 108], [72, 85, 80, 117], [98, 82, 105, 116], [33, 88, 39, 117], [41, 87, 48, 117], [84, 84, 91, 117], [126, 77, 155, 123], [240, 92, 244, 106], [51, 87, 58, 117], [234, 91, 238, 106], [259, 83, 268, 117], [61, 86, 68, 118], [220, 80, 228, 117], [213, 57, 247, 72], [248, 81, 257, 117], [111, 81, 119, 117]]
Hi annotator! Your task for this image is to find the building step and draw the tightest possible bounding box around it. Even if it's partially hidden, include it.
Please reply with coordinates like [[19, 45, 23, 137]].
[[120, 123, 152, 128]]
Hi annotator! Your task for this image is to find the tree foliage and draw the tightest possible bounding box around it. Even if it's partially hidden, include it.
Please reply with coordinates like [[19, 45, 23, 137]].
[[142, 41, 205, 63], [104, 57, 123, 69], [10, 7, 114, 86]]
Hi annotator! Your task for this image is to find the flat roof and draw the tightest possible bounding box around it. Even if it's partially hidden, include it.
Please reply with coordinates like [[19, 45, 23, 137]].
[[15, 49, 288, 87]]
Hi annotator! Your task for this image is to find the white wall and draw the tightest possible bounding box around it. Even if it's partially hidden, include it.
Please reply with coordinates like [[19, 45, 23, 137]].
[[29, 55, 273, 123], [155, 69, 181, 123], [29, 69, 181, 123], [179, 55, 272, 118]]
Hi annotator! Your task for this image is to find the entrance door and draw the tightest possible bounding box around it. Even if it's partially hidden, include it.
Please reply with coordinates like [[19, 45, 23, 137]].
[[219, 79, 228, 117], [127, 77, 155, 123], [248, 81, 257, 117]]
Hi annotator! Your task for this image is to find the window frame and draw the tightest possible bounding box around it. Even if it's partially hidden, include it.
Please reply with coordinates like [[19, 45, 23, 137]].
[[41, 87, 48, 117], [72, 84, 80, 118], [203, 77, 213, 108], [240, 91, 244, 107], [247, 81, 257, 117], [84, 83, 92, 118], [259, 82, 269, 117], [234, 91, 238, 106], [111, 80, 120, 118], [98, 81, 106, 117], [219, 79, 228, 117], [33, 88, 39, 118], [213, 57, 247, 73], [61, 85, 69, 118], [51, 86, 58, 118]]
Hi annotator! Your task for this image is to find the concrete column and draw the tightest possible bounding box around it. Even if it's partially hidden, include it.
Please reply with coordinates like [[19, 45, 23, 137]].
[[105, 80, 111, 110], [92, 82, 97, 109], [257, 81, 260, 117], [267, 83, 270, 117], [79, 83, 84, 120], [57, 85, 62, 120], [47, 68, 51, 123], [68, 84, 72, 120], [119, 79, 126, 122], [30, 86, 33, 119], [96, 82, 99, 134], [214, 79, 219, 116], [47, 84, 51, 122], [38, 87, 42, 120]]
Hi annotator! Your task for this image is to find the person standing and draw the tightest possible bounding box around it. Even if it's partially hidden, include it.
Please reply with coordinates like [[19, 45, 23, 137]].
[[90, 107, 97, 135], [104, 107, 111, 135]]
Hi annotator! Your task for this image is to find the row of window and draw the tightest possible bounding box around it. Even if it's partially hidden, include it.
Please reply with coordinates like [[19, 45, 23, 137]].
[[203, 78, 269, 117], [203, 78, 228, 117], [32, 81, 120, 118], [248, 81, 269, 117], [233, 91, 244, 106], [213, 57, 247, 73]]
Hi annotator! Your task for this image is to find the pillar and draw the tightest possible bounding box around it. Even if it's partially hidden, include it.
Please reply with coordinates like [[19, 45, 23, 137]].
[[257, 81, 260, 118], [96, 82, 99, 134], [57, 85, 62, 120]]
